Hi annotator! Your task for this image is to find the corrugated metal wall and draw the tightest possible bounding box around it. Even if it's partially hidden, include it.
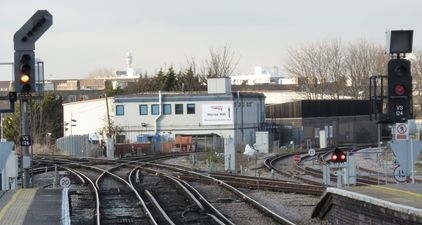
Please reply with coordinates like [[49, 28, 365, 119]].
[[266, 100, 374, 118], [56, 135, 100, 157]]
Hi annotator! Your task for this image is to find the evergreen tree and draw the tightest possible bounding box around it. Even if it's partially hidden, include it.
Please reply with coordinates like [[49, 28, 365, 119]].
[[4, 92, 64, 144], [156, 68, 165, 90], [162, 66, 177, 91]]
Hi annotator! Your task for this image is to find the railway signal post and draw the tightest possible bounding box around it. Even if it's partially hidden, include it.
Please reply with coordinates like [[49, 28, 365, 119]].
[[14, 10, 52, 188], [385, 30, 422, 184], [323, 148, 356, 187]]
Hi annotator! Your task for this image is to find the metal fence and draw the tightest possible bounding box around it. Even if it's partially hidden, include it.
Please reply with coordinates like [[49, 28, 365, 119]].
[[56, 134, 101, 157]]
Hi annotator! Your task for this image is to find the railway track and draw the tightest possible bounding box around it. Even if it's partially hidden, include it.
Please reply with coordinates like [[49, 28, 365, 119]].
[[141, 162, 296, 225], [64, 164, 157, 225], [140, 161, 325, 196], [35, 154, 295, 224], [264, 145, 389, 187]]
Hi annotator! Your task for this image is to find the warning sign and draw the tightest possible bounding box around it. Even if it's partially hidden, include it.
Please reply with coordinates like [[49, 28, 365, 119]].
[[395, 123, 409, 140]]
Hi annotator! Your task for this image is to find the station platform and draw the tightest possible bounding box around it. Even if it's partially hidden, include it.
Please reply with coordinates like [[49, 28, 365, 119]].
[[0, 188, 63, 225], [312, 184, 422, 225]]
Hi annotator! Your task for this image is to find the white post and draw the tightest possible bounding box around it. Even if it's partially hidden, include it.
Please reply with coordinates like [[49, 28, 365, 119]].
[[53, 164, 57, 188], [336, 170, 342, 188], [323, 165, 330, 186], [0, 113, 3, 141], [411, 137, 415, 184]]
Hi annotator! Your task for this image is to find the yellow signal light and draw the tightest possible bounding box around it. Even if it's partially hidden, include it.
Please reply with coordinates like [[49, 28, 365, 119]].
[[20, 74, 30, 84]]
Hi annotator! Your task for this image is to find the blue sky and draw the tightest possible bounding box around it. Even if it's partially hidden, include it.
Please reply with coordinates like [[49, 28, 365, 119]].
[[0, 0, 421, 80]]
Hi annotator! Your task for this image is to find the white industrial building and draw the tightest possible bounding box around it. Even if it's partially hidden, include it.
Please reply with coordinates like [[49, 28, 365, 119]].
[[113, 78, 265, 144], [62, 78, 266, 170], [230, 66, 297, 85], [63, 98, 112, 137], [63, 78, 265, 145]]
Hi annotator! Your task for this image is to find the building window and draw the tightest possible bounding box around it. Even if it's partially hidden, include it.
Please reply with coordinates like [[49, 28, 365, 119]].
[[116, 105, 124, 116], [187, 104, 195, 114], [163, 104, 171, 115], [151, 104, 159, 115], [139, 104, 148, 115], [175, 104, 183, 114], [314, 128, 320, 138], [68, 95, 76, 102]]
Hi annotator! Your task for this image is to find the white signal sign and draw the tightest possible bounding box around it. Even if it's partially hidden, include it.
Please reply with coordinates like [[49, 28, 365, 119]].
[[395, 123, 409, 140], [308, 148, 316, 157], [60, 177, 71, 188], [393, 166, 407, 183]]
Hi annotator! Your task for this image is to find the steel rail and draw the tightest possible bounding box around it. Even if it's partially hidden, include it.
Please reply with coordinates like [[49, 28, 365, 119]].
[[134, 166, 234, 225], [65, 168, 100, 225], [128, 168, 176, 225], [145, 162, 296, 225], [83, 164, 159, 225]]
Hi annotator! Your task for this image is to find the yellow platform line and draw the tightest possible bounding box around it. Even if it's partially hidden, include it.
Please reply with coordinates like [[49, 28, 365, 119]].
[[0, 189, 37, 225], [368, 185, 422, 198]]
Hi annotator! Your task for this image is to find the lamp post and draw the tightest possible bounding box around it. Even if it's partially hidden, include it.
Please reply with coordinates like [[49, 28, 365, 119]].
[[70, 112, 77, 135], [46, 132, 52, 155]]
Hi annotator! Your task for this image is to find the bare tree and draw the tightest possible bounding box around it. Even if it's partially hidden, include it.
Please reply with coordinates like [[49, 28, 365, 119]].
[[284, 40, 344, 99], [284, 38, 388, 100], [204, 44, 238, 78], [343, 39, 388, 99], [321, 39, 346, 99], [410, 50, 422, 118], [284, 44, 317, 99], [87, 68, 115, 78]]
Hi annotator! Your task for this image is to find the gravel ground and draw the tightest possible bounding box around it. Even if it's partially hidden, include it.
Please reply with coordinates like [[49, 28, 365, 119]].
[[190, 182, 281, 225], [163, 155, 330, 225], [349, 148, 422, 181], [33, 171, 56, 187], [241, 189, 331, 225]]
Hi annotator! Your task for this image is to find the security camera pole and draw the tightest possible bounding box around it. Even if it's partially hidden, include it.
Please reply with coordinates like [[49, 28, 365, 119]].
[[14, 10, 52, 188]]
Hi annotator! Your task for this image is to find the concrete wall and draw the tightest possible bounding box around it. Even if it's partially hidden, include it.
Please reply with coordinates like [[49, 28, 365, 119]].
[[63, 98, 112, 137], [207, 77, 232, 94], [0, 142, 18, 190], [273, 115, 379, 146]]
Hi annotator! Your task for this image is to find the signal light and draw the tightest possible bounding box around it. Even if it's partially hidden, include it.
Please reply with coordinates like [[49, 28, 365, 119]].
[[394, 84, 406, 96], [387, 59, 412, 123], [21, 74, 30, 83], [331, 148, 347, 163], [19, 15, 49, 43], [19, 54, 32, 93], [14, 51, 35, 94], [394, 65, 407, 76]]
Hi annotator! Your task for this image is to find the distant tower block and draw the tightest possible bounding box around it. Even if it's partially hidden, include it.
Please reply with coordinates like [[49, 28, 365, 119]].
[[126, 52, 133, 69], [126, 52, 134, 76]]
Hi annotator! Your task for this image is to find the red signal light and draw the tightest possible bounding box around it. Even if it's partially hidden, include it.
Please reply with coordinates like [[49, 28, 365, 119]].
[[394, 84, 406, 96], [331, 148, 347, 163]]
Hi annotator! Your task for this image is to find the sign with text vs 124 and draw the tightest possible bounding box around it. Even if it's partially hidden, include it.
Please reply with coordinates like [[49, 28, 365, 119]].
[[202, 104, 233, 125]]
